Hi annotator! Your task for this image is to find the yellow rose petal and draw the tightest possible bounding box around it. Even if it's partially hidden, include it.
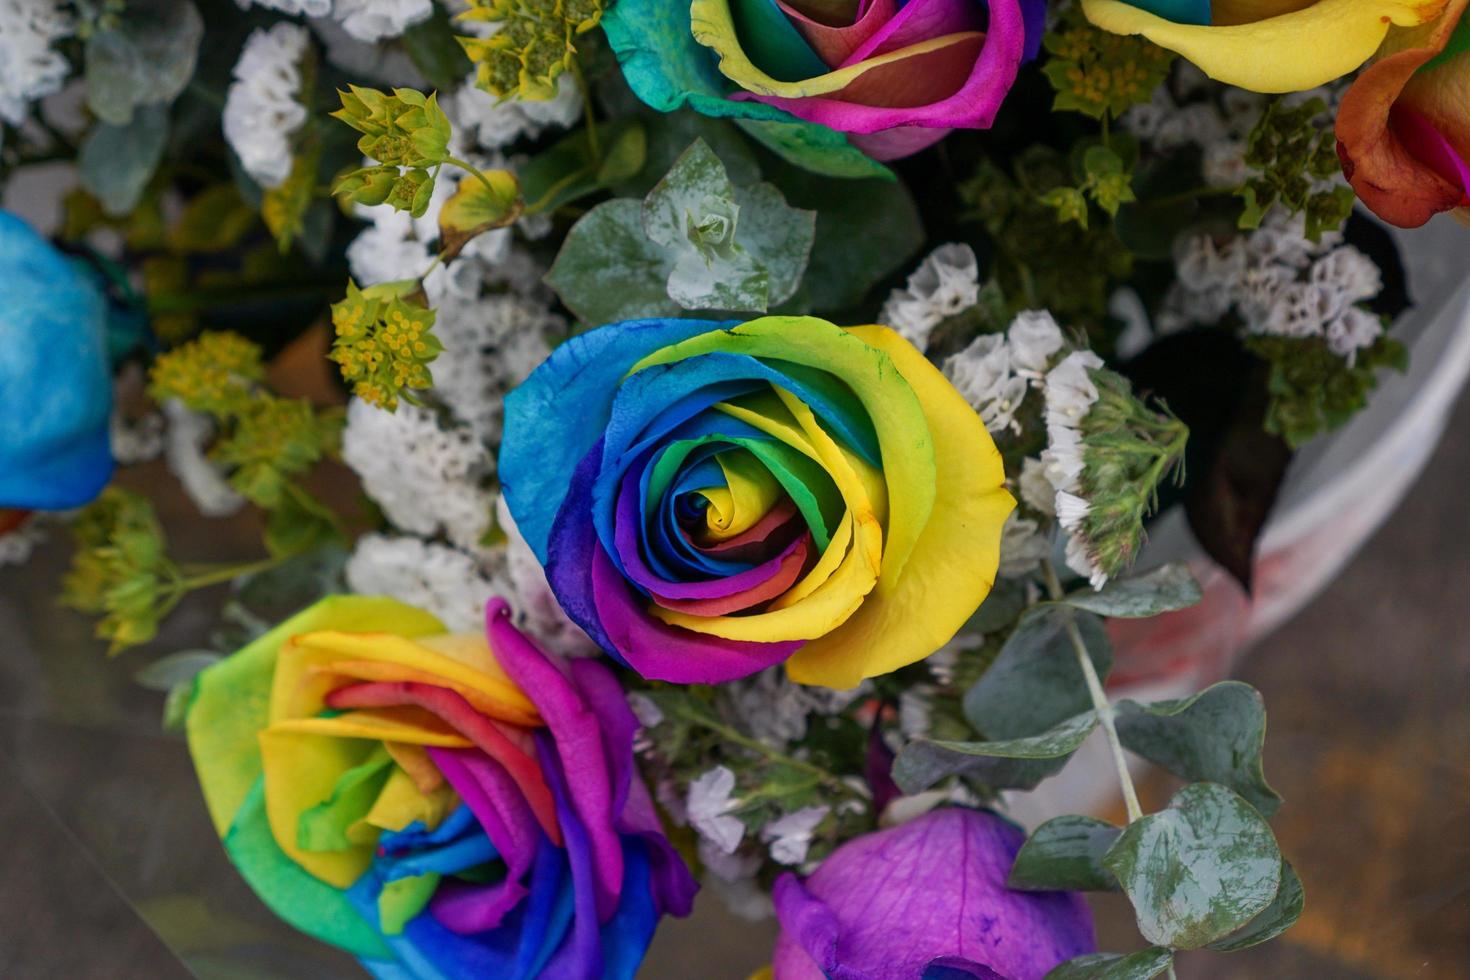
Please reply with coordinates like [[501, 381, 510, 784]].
[[785, 326, 1013, 689], [1082, 0, 1447, 93]]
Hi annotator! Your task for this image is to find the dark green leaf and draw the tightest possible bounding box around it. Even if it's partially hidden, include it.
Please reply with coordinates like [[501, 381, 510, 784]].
[[596, 122, 649, 185], [1207, 859, 1304, 952], [767, 161, 923, 313], [402, 6, 473, 91], [892, 711, 1097, 794], [1062, 564, 1202, 618], [1115, 681, 1282, 817], [1045, 947, 1173, 980], [968, 576, 1027, 633], [79, 103, 170, 216], [964, 606, 1112, 740], [1009, 815, 1121, 892], [1104, 782, 1282, 949]]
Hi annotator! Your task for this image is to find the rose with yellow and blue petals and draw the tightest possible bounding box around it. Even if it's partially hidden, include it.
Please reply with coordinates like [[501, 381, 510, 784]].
[[186, 595, 697, 979], [499, 315, 1014, 690]]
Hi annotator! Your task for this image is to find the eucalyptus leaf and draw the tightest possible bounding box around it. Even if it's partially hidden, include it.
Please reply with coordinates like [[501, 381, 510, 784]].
[[85, 0, 203, 125], [1115, 681, 1282, 817], [79, 104, 170, 216], [642, 140, 736, 250], [1206, 859, 1304, 952], [892, 711, 1097, 794], [964, 606, 1112, 740], [1104, 782, 1282, 950], [1008, 815, 1121, 892], [1044, 947, 1173, 980], [731, 180, 816, 307], [134, 650, 223, 692], [666, 242, 768, 311], [545, 199, 678, 324], [626, 111, 760, 194], [1061, 563, 1202, 618]]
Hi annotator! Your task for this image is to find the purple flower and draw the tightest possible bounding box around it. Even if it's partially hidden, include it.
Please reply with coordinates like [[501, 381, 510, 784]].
[[771, 808, 1095, 979]]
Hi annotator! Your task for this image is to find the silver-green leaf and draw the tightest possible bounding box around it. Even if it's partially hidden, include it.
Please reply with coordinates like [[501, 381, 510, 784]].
[[1103, 782, 1283, 950], [1008, 815, 1121, 892], [1115, 680, 1283, 817], [1044, 947, 1173, 980], [84, 0, 203, 125], [545, 199, 679, 325], [1061, 563, 1202, 618], [964, 605, 1112, 740], [892, 711, 1097, 794], [1206, 858, 1305, 952]]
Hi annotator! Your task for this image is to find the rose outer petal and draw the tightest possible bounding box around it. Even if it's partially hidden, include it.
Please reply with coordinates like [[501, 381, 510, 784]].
[[1337, 0, 1470, 226], [696, 0, 1027, 139], [771, 809, 1095, 980], [1082, 0, 1447, 93]]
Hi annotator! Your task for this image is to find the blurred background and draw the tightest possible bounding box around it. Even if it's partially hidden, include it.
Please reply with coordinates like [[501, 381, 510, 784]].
[[3, 364, 1468, 978]]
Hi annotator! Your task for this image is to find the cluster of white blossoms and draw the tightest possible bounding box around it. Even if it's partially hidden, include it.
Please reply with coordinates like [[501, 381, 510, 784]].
[[1041, 350, 1109, 589], [451, 71, 582, 152], [880, 243, 981, 352], [0, 0, 73, 126], [341, 398, 496, 552], [162, 400, 248, 518], [234, 0, 432, 43], [942, 309, 1066, 434], [719, 666, 866, 747], [1163, 210, 1385, 364], [1123, 65, 1265, 189], [345, 532, 496, 632], [222, 23, 312, 188]]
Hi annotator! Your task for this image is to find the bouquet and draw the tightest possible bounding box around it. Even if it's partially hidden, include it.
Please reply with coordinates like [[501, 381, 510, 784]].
[[3, 0, 1464, 976]]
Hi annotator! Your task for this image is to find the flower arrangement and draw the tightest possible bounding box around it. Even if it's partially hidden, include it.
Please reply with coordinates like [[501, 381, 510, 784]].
[[0, 0, 1459, 976]]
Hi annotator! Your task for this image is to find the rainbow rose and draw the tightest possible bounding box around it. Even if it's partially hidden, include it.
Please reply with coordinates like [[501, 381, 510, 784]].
[[1337, 0, 1470, 227], [1081, 0, 1447, 93], [769, 808, 1096, 978], [186, 595, 696, 978], [498, 315, 1013, 690], [602, 0, 1046, 171]]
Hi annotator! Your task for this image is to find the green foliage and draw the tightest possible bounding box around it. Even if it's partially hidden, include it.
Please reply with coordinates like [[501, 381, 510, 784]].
[[332, 86, 452, 168], [1045, 947, 1174, 980], [1103, 782, 1282, 950], [1041, 7, 1173, 122], [61, 488, 173, 653], [83, 0, 203, 126], [1206, 859, 1305, 952], [79, 103, 170, 216], [518, 120, 649, 214], [963, 605, 1113, 740], [458, 0, 604, 100], [892, 711, 1099, 793], [148, 330, 344, 561], [330, 87, 456, 219], [546, 139, 815, 323], [1238, 97, 1356, 242], [438, 170, 524, 259], [1246, 331, 1407, 448], [1007, 815, 1121, 892], [1060, 563, 1202, 618], [1115, 681, 1282, 817], [959, 148, 1133, 323], [329, 280, 443, 410], [147, 330, 265, 415], [1072, 367, 1189, 580]]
